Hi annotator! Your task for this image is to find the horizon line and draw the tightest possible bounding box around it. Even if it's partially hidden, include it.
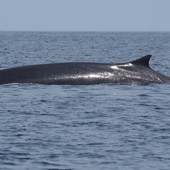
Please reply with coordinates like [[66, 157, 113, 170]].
[[0, 30, 170, 33]]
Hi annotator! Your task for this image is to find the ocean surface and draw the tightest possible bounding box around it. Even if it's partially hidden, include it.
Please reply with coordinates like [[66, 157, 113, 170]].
[[0, 32, 170, 170]]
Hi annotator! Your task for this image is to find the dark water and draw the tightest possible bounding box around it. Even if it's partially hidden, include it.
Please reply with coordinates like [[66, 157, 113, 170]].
[[0, 32, 170, 170]]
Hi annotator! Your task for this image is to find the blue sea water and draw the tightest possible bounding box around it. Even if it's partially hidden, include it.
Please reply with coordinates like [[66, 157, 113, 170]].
[[0, 32, 170, 170]]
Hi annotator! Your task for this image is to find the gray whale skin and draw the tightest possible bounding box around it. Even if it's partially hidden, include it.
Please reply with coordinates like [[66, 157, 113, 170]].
[[0, 55, 170, 85]]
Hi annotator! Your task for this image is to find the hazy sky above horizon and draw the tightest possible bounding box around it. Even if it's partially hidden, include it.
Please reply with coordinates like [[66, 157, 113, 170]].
[[0, 0, 170, 32]]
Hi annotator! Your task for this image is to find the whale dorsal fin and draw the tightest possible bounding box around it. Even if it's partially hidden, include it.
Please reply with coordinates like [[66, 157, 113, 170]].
[[130, 55, 152, 67]]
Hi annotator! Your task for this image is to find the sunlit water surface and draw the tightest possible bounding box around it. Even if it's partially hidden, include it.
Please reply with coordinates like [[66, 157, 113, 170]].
[[0, 32, 170, 170]]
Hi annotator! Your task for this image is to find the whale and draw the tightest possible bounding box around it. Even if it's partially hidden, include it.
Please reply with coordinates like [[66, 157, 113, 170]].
[[0, 55, 170, 85]]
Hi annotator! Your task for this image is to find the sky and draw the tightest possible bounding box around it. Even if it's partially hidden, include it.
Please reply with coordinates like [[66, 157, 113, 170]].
[[0, 0, 170, 32]]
